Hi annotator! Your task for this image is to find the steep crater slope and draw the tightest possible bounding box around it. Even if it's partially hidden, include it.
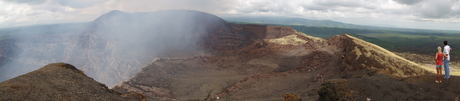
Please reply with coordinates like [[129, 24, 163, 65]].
[[62, 10, 256, 87], [0, 10, 253, 87], [317, 35, 458, 101], [113, 22, 431, 100], [332, 34, 430, 78], [0, 63, 144, 101]]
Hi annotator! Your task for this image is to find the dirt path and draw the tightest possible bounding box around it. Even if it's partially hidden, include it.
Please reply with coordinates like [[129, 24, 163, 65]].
[[422, 64, 460, 75]]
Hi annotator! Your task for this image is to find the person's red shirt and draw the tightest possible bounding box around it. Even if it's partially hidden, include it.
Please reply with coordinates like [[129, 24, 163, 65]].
[[437, 52, 443, 65]]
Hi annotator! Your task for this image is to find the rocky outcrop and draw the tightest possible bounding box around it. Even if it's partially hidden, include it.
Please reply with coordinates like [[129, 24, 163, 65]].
[[331, 34, 431, 77], [111, 25, 317, 100], [0, 63, 145, 101], [112, 24, 433, 100], [318, 72, 460, 101]]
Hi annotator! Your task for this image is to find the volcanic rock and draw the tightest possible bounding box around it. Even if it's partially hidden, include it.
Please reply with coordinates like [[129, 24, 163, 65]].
[[0, 9, 441, 100], [0, 9, 252, 87], [318, 73, 460, 101], [0, 63, 145, 101], [112, 22, 432, 100], [62, 10, 255, 87]]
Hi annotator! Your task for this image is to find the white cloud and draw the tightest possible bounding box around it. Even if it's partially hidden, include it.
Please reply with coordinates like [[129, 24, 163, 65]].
[[410, 0, 459, 18], [52, 0, 108, 9], [0, 0, 459, 30], [2, 0, 47, 5], [393, 0, 423, 5], [1, 0, 109, 8], [220, 0, 459, 30], [0, 0, 91, 27]]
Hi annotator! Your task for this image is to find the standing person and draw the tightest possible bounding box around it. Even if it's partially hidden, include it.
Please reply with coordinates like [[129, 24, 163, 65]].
[[435, 46, 444, 83], [443, 40, 452, 79]]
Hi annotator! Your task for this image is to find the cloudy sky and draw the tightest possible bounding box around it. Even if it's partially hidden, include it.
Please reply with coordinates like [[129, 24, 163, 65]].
[[0, 0, 459, 30]]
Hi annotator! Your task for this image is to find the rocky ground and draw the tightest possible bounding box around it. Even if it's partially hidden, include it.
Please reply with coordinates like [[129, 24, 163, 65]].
[[112, 23, 434, 100], [319, 71, 460, 101], [1, 9, 456, 101], [0, 63, 145, 101]]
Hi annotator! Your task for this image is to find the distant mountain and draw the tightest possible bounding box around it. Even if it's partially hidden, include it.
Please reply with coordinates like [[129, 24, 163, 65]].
[[0, 9, 254, 87], [223, 16, 362, 28], [61, 9, 256, 87], [222, 16, 460, 34]]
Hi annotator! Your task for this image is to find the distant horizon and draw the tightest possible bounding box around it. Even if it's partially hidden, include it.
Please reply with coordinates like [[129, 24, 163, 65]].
[[2, 13, 459, 33], [218, 14, 460, 31], [1, 0, 459, 31]]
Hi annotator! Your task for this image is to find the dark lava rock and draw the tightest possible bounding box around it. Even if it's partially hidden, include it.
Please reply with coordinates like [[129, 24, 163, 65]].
[[0, 63, 145, 101]]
